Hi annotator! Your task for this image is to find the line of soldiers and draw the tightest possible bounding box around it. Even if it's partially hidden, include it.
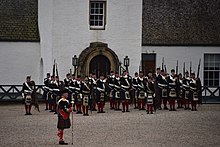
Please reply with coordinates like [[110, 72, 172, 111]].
[[155, 68, 202, 111], [42, 68, 202, 116]]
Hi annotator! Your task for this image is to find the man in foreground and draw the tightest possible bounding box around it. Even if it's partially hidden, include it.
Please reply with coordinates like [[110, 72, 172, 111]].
[[57, 90, 72, 145]]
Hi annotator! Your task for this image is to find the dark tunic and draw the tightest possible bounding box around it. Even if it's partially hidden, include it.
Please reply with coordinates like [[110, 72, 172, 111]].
[[57, 98, 71, 129], [96, 79, 106, 102], [167, 75, 178, 99], [120, 76, 131, 100]]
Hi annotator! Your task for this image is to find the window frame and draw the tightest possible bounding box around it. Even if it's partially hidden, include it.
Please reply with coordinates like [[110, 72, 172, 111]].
[[89, 1, 106, 30], [204, 54, 220, 87]]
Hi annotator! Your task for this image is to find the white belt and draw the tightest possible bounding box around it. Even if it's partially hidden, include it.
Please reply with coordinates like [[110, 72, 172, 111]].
[[97, 87, 105, 92], [121, 85, 129, 89], [53, 89, 60, 91]]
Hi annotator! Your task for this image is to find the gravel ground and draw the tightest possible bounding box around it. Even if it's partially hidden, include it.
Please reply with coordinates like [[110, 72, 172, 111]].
[[0, 103, 219, 147]]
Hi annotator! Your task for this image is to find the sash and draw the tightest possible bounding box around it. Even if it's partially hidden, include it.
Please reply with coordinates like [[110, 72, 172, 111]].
[[24, 82, 33, 93]]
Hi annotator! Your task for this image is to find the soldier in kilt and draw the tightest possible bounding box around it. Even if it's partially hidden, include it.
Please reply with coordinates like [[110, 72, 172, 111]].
[[146, 77, 155, 114], [132, 72, 139, 109], [96, 74, 106, 113], [189, 73, 200, 111], [22, 76, 34, 115], [120, 71, 131, 112], [81, 76, 90, 116], [75, 76, 82, 114], [157, 70, 169, 110], [114, 72, 121, 110], [57, 90, 72, 145], [167, 69, 178, 111], [43, 73, 51, 110], [137, 71, 147, 110], [183, 71, 191, 110], [107, 71, 115, 110], [177, 73, 184, 108]]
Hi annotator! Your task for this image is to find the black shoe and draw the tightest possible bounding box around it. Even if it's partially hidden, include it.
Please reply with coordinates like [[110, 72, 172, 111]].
[[49, 110, 54, 112], [122, 110, 125, 113], [134, 107, 138, 109], [73, 109, 76, 112], [97, 111, 101, 113], [173, 109, 176, 111], [76, 111, 82, 114], [25, 113, 28, 115], [27, 113, 32, 115], [126, 110, 130, 112], [59, 141, 68, 145], [164, 107, 168, 110], [150, 112, 153, 114], [84, 114, 89, 116], [147, 111, 149, 114], [45, 108, 48, 111], [54, 112, 57, 114], [169, 109, 173, 111], [92, 109, 97, 111]]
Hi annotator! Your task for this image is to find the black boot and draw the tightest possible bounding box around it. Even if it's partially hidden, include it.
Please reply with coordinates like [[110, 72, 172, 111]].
[[59, 141, 68, 145]]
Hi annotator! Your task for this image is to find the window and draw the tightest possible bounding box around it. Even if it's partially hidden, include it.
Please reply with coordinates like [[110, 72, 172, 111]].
[[90, 1, 106, 29], [204, 54, 220, 87]]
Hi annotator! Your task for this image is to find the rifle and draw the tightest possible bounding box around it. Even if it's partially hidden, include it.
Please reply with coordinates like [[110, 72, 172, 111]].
[[183, 62, 185, 77], [52, 59, 56, 77], [197, 58, 201, 78], [164, 65, 167, 73], [190, 61, 192, 76], [176, 60, 178, 75], [162, 57, 164, 71]]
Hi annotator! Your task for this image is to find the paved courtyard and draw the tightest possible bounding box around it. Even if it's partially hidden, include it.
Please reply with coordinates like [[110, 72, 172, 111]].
[[0, 103, 220, 147]]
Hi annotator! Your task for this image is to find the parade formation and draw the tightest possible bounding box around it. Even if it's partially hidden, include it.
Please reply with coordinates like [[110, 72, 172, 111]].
[[22, 59, 202, 145]]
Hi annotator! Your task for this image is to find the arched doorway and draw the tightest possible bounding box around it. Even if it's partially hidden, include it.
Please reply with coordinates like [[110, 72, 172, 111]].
[[89, 55, 110, 77], [78, 42, 119, 77]]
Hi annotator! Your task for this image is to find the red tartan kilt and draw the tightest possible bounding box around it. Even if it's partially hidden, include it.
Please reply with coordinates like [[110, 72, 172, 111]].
[[57, 115, 71, 129]]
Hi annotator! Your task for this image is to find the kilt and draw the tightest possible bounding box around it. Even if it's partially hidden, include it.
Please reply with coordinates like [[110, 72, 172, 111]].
[[57, 115, 71, 129]]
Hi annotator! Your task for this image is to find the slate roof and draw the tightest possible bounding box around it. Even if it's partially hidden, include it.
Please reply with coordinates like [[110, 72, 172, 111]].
[[0, 0, 39, 42], [142, 0, 220, 46]]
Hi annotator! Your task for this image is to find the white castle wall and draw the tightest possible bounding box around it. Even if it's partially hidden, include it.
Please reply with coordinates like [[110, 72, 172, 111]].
[[46, 0, 142, 79], [0, 42, 41, 84]]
